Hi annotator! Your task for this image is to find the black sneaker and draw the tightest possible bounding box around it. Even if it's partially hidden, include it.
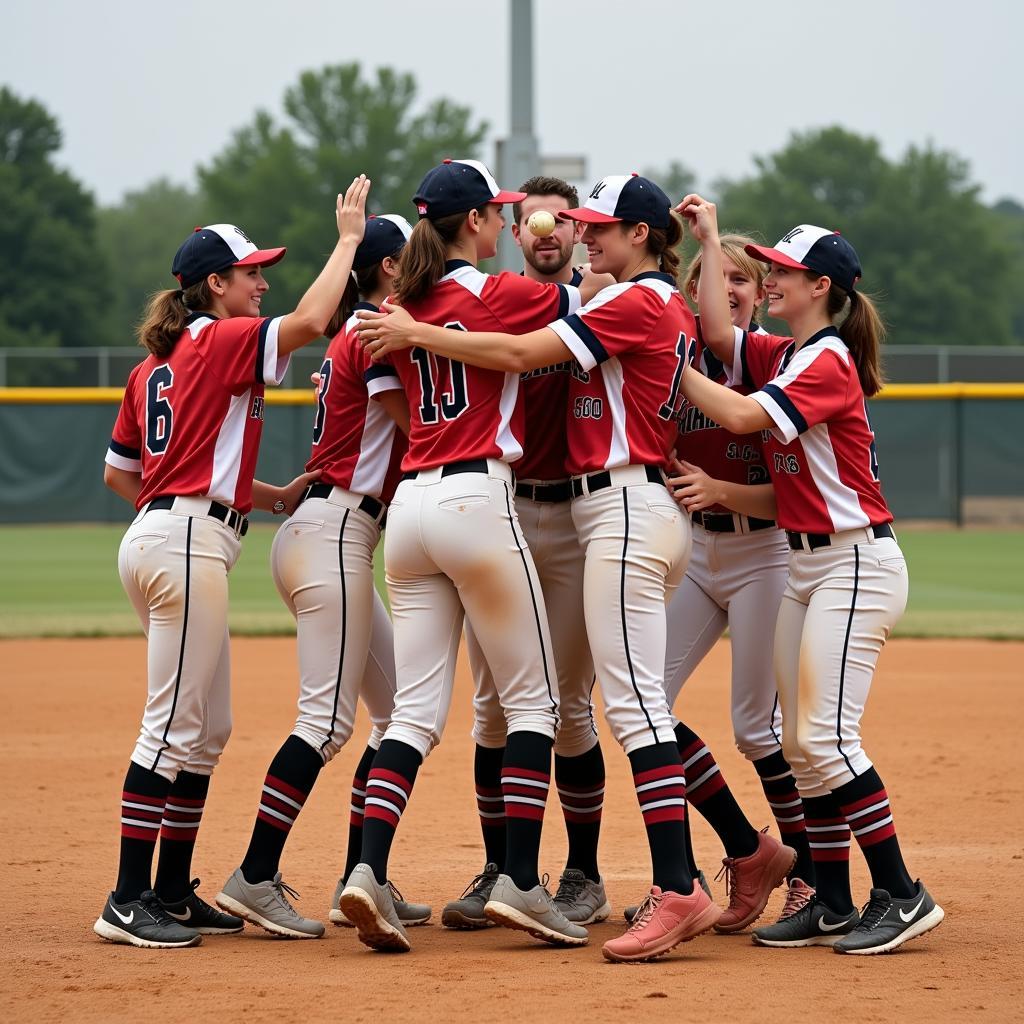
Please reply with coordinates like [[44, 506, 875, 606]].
[[160, 878, 244, 935], [441, 863, 500, 929], [753, 893, 859, 947], [94, 890, 202, 948], [833, 882, 944, 955]]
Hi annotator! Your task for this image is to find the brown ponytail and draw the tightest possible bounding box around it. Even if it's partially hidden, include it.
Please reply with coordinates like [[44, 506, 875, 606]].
[[136, 271, 231, 358], [392, 207, 486, 306], [326, 257, 404, 337], [642, 211, 684, 283], [825, 283, 885, 397]]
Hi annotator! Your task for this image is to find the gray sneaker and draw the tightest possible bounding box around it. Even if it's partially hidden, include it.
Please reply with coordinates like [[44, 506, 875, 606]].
[[441, 862, 501, 930], [833, 883, 944, 955], [624, 870, 712, 923], [216, 869, 325, 939], [330, 875, 431, 927], [94, 889, 202, 949], [552, 869, 612, 924], [484, 874, 589, 946], [340, 863, 411, 952]]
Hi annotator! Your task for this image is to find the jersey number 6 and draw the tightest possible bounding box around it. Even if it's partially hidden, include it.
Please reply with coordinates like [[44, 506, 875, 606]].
[[145, 365, 174, 456]]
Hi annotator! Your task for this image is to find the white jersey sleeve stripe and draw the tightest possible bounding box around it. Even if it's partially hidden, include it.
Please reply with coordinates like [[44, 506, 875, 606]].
[[366, 375, 403, 398], [549, 315, 605, 371], [105, 447, 142, 473], [259, 316, 289, 386], [750, 388, 800, 444], [558, 283, 582, 318]]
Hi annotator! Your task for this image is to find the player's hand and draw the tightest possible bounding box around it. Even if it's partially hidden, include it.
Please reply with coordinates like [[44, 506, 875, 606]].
[[676, 193, 719, 245], [667, 457, 724, 511], [355, 302, 418, 359], [276, 469, 323, 517], [337, 175, 371, 245], [311, 371, 323, 390]]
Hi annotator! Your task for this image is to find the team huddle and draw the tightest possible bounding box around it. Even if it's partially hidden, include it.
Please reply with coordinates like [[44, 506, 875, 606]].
[[95, 159, 944, 963]]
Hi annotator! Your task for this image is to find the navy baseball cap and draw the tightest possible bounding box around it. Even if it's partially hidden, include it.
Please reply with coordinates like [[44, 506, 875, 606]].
[[353, 214, 413, 271], [560, 173, 671, 229], [746, 225, 862, 293], [172, 224, 286, 289], [413, 159, 527, 220]]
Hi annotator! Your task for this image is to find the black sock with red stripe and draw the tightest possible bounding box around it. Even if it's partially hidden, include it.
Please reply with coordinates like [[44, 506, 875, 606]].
[[753, 751, 814, 883], [802, 793, 854, 914], [114, 761, 172, 903], [555, 742, 605, 882], [501, 731, 552, 891], [361, 739, 422, 885], [834, 768, 915, 899], [629, 742, 694, 895], [342, 743, 378, 881], [674, 723, 759, 859], [474, 744, 507, 869], [240, 734, 323, 884], [154, 770, 209, 902]]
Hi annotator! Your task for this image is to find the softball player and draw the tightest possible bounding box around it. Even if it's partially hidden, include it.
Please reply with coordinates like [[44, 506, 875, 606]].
[[447, 177, 610, 930], [678, 195, 944, 954], [359, 173, 725, 964], [215, 214, 430, 939], [94, 177, 372, 949], [338, 159, 605, 954]]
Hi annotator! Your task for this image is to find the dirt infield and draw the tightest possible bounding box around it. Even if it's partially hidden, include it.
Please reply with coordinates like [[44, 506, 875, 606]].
[[4, 637, 1022, 1023]]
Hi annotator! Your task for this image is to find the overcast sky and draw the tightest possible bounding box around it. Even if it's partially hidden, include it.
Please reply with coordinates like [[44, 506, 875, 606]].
[[5, 0, 1021, 208]]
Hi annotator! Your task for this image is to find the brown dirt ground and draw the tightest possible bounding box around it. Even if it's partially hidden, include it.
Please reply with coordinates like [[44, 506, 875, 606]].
[[3, 637, 1022, 1024]]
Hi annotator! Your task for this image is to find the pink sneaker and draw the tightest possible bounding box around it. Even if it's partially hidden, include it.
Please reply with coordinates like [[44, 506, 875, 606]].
[[601, 885, 722, 963], [714, 830, 797, 933]]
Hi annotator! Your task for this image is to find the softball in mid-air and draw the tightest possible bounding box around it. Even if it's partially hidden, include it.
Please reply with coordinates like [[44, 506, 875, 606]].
[[526, 210, 556, 237]]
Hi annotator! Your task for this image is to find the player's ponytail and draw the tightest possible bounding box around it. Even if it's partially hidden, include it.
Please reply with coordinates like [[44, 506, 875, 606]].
[[392, 207, 486, 306], [137, 273, 229, 358], [644, 211, 684, 283], [326, 275, 361, 339], [828, 284, 885, 397]]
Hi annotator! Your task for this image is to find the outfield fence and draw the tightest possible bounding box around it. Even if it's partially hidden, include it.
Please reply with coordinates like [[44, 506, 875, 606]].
[[0, 385, 1022, 525]]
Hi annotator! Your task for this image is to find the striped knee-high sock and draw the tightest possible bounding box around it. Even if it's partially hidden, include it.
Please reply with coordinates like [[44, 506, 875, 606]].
[[629, 742, 693, 895], [474, 744, 507, 869], [674, 723, 759, 859], [240, 734, 323, 884], [154, 770, 209, 902], [342, 743, 378, 881], [555, 741, 605, 882], [114, 761, 172, 903], [803, 793, 855, 914], [753, 751, 813, 883], [360, 739, 422, 884], [501, 731, 552, 891], [834, 768, 915, 899]]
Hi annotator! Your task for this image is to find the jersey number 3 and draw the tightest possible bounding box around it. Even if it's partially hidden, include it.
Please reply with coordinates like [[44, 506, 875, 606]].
[[146, 365, 174, 456], [411, 323, 470, 424]]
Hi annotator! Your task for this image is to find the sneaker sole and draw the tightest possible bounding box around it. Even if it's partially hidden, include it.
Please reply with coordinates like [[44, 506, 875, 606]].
[[193, 923, 245, 935], [559, 899, 612, 926], [601, 902, 723, 963], [441, 908, 492, 930], [331, 907, 431, 928], [752, 931, 850, 948], [833, 905, 944, 955], [483, 900, 589, 947], [714, 844, 798, 934], [93, 917, 202, 949], [214, 893, 323, 940], [339, 888, 411, 952]]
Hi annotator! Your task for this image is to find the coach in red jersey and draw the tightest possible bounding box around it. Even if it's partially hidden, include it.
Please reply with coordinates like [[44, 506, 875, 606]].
[[678, 196, 944, 956]]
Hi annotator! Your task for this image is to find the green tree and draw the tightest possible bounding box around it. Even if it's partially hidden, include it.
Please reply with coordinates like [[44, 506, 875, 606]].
[[198, 64, 489, 315], [0, 87, 110, 355], [992, 198, 1024, 344], [715, 127, 1019, 345], [97, 180, 208, 346]]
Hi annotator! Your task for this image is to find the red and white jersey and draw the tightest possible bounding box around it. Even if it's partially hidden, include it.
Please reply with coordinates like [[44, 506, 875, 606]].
[[730, 325, 892, 534], [369, 261, 580, 472], [676, 321, 772, 514], [105, 313, 289, 513], [514, 267, 584, 482], [548, 272, 697, 476], [307, 302, 407, 503]]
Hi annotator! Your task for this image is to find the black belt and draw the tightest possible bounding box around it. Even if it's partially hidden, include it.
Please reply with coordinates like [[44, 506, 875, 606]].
[[146, 495, 249, 537], [302, 482, 387, 525], [515, 481, 571, 503], [570, 465, 663, 499], [692, 510, 776, 533], [787, 522, 894, 552], [402, 458, 494, 482]]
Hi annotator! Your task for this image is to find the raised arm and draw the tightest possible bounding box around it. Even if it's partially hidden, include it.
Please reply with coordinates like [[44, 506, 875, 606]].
[[277, 176, 371, 355], [677, 194, 734, 364]]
